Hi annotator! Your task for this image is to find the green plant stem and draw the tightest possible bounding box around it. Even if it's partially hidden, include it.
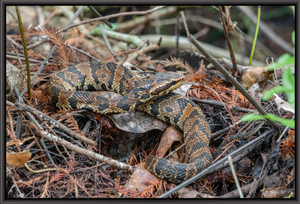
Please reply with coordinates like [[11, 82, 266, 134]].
[[249, 6, 261, 66], [15, 6, 31, 98]]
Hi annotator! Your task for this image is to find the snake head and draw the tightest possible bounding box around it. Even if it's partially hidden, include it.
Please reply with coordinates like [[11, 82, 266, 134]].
[[124, 72, 185, 105], [148, 72, 185, 96]]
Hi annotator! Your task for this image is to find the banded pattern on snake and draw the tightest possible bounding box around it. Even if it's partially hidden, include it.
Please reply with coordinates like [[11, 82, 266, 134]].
[[46, 61, 212, 183]]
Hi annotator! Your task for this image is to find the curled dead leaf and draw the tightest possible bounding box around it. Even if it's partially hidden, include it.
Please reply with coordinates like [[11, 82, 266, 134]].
[[156, 125, 183, 158], [241, 66, 273, 89]]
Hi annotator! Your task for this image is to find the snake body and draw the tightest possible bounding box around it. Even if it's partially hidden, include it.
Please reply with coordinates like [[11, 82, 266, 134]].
[[46, 61, 212, 183]]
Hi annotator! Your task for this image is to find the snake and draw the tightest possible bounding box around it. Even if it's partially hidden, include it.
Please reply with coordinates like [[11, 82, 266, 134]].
[[46, 61, 212, 184]]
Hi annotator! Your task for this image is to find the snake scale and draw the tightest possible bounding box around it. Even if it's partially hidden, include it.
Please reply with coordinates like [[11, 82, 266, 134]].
[[46, 61, 212, 183]]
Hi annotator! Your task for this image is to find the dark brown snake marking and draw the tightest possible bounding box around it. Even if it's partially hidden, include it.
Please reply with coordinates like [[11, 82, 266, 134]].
[[46, 61, 212, 184]]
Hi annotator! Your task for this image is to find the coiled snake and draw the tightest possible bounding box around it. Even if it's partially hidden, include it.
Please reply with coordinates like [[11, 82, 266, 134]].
[[46, 61, 212, 183]]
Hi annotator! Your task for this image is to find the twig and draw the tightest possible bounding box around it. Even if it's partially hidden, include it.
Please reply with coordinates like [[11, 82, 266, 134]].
[[42, 8, 58, 26], [7, 9, 18, 23], [218, 6, 237, 77], [220, 177, 264, 198], [6, 35, 23, 51], [6, 51, 53, 61], [66, 43, 102, 62], [52, 129, 84, 148], [6, 36, 24, 70], [114, 6, 179, 31], [175, 13, 181, 58], [7, 98, 55, 165], [189, 34, 279, 131], [36, 6, 45, 25], [154, 7, 161, 34], [193, 26, 210, 39], [276, 115, 294, 143], [213, 121, 265, 160], [211, 121, 241, 140], [164, 143, 185, 159], [88, 6, 112, 28], [100, 24, 114, 54], [180, 11, 195, 54], [189, 97, 256, 113], [213, 142, 235, 162], [6, 167, 24, 198], [248, 156, 268, 198], [68, 46, 79, 64], [127, 39, 161, 61], [14, 88, 55, 163], [82, 120, 92, 135], [28, 148, 64, 158], [27, 38, 50, 51], [116, 6, 128, 24], [8, 101, 132, 175], [228, 156, 244, 198], [136, 39, 149, 50], [97, 29, 143, 48], [6, 54, 52, 64], [15, 116, 23, 139], [40, 130, 134, 173], [211, 6, 246, 38], [14, 102, 97, 146], [57, 6, 164, 34]]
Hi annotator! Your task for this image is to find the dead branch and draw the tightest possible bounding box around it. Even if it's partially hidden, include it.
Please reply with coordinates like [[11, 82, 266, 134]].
[[14, 102, 97, 146], [57, 6, 164, 34]]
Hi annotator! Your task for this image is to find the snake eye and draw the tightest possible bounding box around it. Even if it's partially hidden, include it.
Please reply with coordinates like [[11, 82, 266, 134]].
[[150, 79, 183, 96], [150, 83, 172, 95]]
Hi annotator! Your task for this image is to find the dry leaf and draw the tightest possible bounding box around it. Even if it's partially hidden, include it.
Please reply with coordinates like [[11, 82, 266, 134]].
[[6, 61, 25, 102], [248, 83, 262, 103], [95, 92, 168, 133], [273, 94, 294, 114], [172, 82, 195, 96], [261, 187, 294, 198], [6, 150, 31, 167], [241, 66, 271, 89], [126, 163, 160, 194], [156, 125, 183, 158], [108, 111, 168, 134], [178, 187, 199, 198]]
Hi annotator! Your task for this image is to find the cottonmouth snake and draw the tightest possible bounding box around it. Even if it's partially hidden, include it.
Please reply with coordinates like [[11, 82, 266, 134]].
[[46, 61, 212, 184]]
